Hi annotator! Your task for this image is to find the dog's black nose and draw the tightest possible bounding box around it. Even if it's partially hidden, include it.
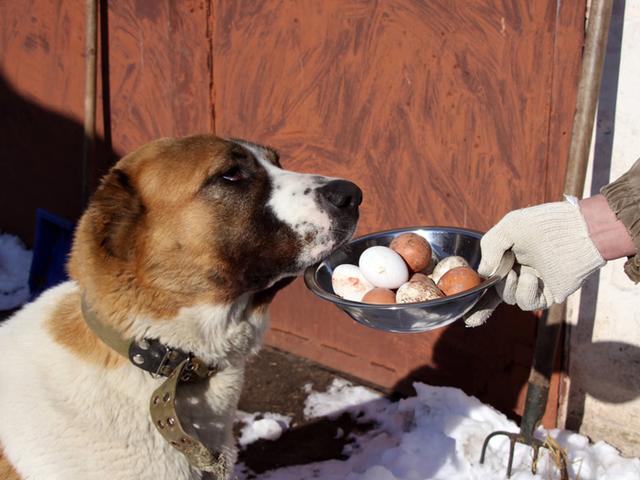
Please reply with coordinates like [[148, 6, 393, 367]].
[[318, 180, 363, 210]]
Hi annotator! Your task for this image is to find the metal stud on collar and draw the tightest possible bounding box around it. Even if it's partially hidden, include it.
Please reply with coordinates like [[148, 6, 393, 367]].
[[150, 358, 228, 476], [80, 295, 225, 475]]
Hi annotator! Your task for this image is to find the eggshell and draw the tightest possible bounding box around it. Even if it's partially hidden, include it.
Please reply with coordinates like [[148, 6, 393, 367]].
[[396, 280, 445, 303], [389, 233, 432, 272], [421, 256, 438, 275], [358, 246, 409, 289], [361, 287, 397, 304], [331, 264, 374, 301], [431, 256, 470, 284], [437, 266, 482, 296], [410, 272, 436, 288]]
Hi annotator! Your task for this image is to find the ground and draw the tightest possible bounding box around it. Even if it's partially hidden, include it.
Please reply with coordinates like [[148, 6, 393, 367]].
[[237, 346, 379, 476]]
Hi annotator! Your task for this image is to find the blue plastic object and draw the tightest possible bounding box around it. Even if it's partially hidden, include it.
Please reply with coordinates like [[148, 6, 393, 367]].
[[28, 209, 75, 298]]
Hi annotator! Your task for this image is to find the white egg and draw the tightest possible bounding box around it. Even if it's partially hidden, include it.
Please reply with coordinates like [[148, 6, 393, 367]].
[[358, 246, 409, 289], [331, 264, 374, 301], [431, 255, 469, 284]]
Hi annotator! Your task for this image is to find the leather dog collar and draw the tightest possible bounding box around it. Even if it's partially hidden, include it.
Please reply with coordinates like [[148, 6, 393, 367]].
[[80, 295, 228, 477], [81, 295, 216, 378]]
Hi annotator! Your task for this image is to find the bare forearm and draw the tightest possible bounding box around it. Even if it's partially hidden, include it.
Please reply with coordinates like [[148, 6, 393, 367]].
[[579, 194, 637, 261]]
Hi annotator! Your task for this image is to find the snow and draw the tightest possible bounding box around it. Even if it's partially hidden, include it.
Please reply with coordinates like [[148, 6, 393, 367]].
[[0, 234, 32, 310], [237, 411, 292, 447], [235, 379, 640, 480], [303, 378, 382, 419]]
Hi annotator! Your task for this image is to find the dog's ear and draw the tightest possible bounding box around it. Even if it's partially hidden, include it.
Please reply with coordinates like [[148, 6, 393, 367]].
[[89, 168, 145, 260]]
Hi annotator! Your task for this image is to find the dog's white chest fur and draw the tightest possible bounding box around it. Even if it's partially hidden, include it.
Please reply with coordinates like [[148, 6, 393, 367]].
[[0, 282, 268, 480]]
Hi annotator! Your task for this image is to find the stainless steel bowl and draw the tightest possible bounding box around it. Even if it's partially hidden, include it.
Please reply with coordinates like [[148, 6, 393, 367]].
[[304, 226, 501, 333]]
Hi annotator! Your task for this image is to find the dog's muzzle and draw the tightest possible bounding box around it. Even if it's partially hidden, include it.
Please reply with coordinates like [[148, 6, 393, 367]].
[[317, 180, 363, 213]]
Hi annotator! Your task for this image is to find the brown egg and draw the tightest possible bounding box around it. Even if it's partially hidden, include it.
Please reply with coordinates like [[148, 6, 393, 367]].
[[437, 266, 482, 296], [361, 287, 397, 304], [421, 256, 438, 275], [390, 233, 432, 273], [410, 272, 430, 282], [431, 255, 469, 283], [410, 272, 437, 289]]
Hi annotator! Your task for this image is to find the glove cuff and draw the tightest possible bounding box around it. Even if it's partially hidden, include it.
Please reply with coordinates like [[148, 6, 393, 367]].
[[522, 201, 605, 302]]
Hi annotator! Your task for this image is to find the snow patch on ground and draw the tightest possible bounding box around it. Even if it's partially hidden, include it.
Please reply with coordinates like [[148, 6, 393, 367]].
[[0, 234, 31, 310], [237, 411, 292, 447], [304, 378, 383, 420], [236, 379, 640, 480]]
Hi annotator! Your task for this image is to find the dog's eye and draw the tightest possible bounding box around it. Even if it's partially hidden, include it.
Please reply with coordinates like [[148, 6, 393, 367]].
[[221, 166, 247, 182]]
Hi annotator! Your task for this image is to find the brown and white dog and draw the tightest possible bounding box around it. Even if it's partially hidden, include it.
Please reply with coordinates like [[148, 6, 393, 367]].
[[0, 135, 362, 479]]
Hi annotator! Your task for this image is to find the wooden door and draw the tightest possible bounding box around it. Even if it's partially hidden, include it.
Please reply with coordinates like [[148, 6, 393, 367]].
[[0, 0, 212, 242], [212, 0, 585, 425], [0, 0, 585, 425]]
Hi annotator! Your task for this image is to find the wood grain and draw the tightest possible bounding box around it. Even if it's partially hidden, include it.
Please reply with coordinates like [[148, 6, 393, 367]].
[[0, 0, 584, 426], [213, 0, 567, 233], [0, 0, 213, 242], [212, 0, 584, 424], [105, 0, 213, 153], [0, 0, 91, 242]]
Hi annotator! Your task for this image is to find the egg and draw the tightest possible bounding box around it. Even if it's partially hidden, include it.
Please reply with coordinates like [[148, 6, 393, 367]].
[[431, 255, 470, 284], [362, 287, 397, 304], [421, 256, 438, 275], [410, 272, 436, 288], [437, 266, 482, 296], [358, 246, 409, 289], [331, 264, 374, 301], [396, 280, 444, 303], [389, 233, 432, 272]]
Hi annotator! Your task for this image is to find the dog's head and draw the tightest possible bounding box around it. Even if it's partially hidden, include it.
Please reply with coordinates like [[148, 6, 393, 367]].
[[70, 135, 361, 308]]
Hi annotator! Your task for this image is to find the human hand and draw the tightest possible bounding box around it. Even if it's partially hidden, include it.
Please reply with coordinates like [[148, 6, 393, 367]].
[[464, 200, 605, 327]]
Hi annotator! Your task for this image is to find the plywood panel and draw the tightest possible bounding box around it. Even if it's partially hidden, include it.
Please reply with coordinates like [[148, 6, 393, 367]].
[[0, 0, 91, 242], [213, 0, 565, 232], [212, 0, 584, 424], [105, 0, 214, 153], [0, 0, 213, 242], [0, 0, 584, 426]]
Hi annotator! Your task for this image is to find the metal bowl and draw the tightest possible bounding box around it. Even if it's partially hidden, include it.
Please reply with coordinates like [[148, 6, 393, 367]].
[[304, 226, 500, 333]]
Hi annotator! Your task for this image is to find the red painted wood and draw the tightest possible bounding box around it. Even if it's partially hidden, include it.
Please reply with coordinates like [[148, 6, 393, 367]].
[[212, 0, 585, 425], [0, 0, 585, 427], [0, 0, 213, 242]]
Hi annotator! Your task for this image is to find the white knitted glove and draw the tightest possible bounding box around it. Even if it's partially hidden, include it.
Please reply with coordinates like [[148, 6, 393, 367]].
[[464, 201, 605, 327]]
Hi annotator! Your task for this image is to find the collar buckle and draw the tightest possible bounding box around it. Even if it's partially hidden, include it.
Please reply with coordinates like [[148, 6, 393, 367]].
[[151, 348, 173, 379], [81, 294, 224, 472], [128, 338, 194, 379]]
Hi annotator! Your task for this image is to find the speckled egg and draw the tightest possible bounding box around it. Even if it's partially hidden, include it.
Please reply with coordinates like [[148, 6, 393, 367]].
[[396, 280, 445, 303], [389, 233, 432, 272], [331, 264, 374, 301]]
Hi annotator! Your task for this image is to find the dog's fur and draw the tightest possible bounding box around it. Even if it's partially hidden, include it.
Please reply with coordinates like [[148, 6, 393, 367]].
[[0, 135, 361, 479]]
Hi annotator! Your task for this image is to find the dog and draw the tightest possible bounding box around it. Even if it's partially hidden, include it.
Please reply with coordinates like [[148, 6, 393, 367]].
[[0, 134, 362, 479]]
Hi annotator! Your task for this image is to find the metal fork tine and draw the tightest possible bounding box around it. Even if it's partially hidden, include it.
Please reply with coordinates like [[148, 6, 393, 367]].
[[506, 437, 516, 478], [532, 445, 540, 475]]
